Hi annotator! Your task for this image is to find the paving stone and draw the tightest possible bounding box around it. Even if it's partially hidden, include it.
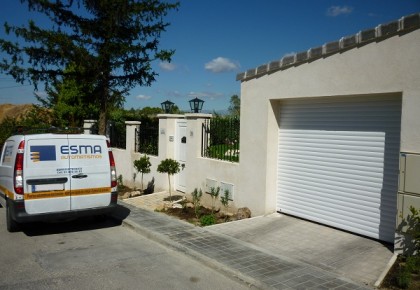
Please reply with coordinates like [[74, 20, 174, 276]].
[[115, 201, 373, 290], [271, 282, 293, 289], [207, 213, 392, 287]]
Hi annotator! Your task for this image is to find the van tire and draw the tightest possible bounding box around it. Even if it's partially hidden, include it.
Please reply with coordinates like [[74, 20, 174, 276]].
[[6, 201, 19, 233]]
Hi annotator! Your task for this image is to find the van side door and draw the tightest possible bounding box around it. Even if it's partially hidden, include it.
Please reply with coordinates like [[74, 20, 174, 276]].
[[67, 136, 111, 210], [24, 135, 71, 214]]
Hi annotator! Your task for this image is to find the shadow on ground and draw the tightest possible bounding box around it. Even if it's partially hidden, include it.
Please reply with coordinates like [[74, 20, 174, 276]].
[[21, 205, 131, 236]]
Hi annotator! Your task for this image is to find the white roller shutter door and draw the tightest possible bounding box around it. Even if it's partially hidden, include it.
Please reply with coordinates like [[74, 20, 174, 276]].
[[277, 95, 401, 242]]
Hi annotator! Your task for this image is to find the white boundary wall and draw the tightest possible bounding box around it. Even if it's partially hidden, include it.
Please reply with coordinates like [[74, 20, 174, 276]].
[[105, 114, 239, 209]]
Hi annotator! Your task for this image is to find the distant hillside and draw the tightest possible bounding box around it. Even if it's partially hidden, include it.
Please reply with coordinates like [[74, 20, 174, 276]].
[[0, 104, 34, 122]]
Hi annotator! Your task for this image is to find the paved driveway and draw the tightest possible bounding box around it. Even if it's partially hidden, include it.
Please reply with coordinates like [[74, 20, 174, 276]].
[[207, 213, 394, 287], [123, 193, 394, 287]]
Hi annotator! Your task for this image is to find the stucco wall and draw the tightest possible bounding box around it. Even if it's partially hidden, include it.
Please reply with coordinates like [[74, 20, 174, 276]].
[[184, 115, 239, 202], [113, 149, 167, 192], [113, 115, 240, 210], [238, 29, 420, 216]]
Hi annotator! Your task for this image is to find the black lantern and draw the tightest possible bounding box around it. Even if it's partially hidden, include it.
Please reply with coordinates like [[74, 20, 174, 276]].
[[161, 100, 174, 113], [189, 97, 204, 113]]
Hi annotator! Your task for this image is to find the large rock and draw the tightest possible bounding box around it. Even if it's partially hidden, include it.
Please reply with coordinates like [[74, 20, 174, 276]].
[[237, 207, 251, 220]]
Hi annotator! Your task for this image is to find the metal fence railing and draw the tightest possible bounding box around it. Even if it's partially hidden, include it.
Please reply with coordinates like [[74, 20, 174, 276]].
[[202, 117, 240, 162], [136, 121, 159, 156], [108, 121, 126, 149]]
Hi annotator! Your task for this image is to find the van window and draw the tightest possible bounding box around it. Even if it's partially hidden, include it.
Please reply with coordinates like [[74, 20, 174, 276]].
[[1, 141, 14, 165]]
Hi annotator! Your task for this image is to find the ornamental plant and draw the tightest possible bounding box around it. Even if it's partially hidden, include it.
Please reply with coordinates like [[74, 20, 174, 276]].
[[405, 206, 420, 254], [133, 154, 152, 191], [395, 206, 420, 289], [220, 189, 230, 220], [209, 186, 220, 214], [191, 188, 203, 219], [157, 158, 180, 201], [200, 214, 216, 226]]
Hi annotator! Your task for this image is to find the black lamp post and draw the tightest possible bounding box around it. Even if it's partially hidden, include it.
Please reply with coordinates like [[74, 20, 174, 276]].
[[161, 100, 174, 113], [189, 97, 204, 113]]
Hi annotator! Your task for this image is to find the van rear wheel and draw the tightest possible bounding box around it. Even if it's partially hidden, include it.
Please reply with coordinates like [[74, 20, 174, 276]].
[[6, 201, 19, 232]]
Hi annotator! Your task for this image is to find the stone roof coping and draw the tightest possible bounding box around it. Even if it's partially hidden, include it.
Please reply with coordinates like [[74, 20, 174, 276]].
[[236, 13, 420, 82]]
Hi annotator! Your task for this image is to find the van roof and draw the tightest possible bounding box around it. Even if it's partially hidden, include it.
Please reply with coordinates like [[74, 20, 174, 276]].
[[14, 127, 84, 135]]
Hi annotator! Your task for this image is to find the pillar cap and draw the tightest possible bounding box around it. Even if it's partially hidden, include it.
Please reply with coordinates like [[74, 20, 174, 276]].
[[157, 114, 185, 119], [125, 121, 141, 125], [185, 113, 212, 119]]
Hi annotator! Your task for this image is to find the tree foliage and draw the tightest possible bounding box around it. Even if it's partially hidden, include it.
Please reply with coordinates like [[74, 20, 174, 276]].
[[0, 0, 179, 134], [208, 116, 240, 146], [133, 154, 152, 191], [38, 63, 101, 127], [157, 158, 180, 200], [136, 106, 164, 116], [108, 106, 161, 150], [228, 94, 240, 117], [0, 106, 53, 147], [157, 158, 180, 176]]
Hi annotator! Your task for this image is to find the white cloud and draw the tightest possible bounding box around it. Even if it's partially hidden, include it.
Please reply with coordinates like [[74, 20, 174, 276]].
[[159, 61, 176, 71], [135, 94, 152, 100], [166, 90, 182, 98], [326, 6, 353, 17], [187, 91, 207, 99], [283, 52, 296, 58], [204, 57, 239, 73], [187, 91, 224, 100]]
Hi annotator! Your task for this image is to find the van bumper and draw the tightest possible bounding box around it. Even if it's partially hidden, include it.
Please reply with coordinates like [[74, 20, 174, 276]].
[[8, 192, 118, 223]]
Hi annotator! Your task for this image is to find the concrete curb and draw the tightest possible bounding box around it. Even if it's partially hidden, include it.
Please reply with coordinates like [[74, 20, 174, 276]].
[[374, 253, 398, 288]]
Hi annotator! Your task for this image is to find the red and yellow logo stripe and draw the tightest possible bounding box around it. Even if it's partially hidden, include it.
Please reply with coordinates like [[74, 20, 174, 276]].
[[24, 187, 111, 200], [0, 185, 14, 199]]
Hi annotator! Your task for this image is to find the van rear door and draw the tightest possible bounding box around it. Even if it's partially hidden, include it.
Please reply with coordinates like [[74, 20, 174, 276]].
[[67, 135, 111, 210], [24, 134, 71, 214]]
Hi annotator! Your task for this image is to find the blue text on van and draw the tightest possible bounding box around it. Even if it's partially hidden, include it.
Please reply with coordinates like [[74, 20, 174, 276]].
[[60, 145, 102, 155]]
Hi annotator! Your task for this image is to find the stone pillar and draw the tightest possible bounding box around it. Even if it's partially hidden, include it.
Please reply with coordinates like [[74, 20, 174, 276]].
[[157, 114, 185, 160], [184, 113, 212, 158], [125, 121, 141, 153], [83, 120, 97, 135], [184, 113, 212, 193]]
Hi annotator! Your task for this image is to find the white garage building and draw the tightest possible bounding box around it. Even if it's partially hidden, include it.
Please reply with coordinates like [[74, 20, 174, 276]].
[[236, 14, 420, 244]]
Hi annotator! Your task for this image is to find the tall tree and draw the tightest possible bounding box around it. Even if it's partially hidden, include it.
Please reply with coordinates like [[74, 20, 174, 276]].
[[38, 62, 101, 128], [228, 94, 240, 117], [0, 0, 179, 134]]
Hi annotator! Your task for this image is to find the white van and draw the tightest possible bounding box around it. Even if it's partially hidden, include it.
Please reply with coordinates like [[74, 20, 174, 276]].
[[0, 133, 118, 232]]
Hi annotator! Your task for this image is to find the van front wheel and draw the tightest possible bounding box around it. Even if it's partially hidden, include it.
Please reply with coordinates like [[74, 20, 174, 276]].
[[6, 201, 19, 232]]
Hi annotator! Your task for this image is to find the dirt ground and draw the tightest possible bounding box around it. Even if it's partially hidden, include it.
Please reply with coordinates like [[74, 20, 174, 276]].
[[0, 104, 34, 122], [380, 255, 420, 290], [162, 204, 236, 226], [118, 189, 237, 226]]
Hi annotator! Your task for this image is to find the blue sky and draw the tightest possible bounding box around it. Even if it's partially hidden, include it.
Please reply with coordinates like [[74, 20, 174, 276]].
[[0, 0, 419, 113]]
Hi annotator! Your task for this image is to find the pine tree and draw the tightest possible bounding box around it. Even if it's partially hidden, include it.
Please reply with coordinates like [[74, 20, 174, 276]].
[[0, 0, 179, 134]]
